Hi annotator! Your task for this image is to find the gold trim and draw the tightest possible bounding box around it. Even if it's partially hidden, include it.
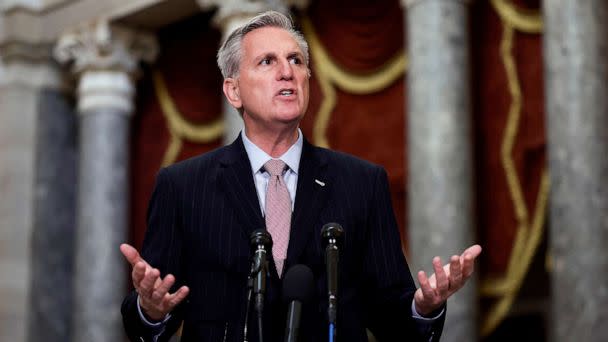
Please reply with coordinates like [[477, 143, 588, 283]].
[[481, 172, 549, 335], [162, 131, 183, 168], [491, 0, 543, 33], [152, 70, 224, 166], [312, 63, 337, 148], [480, 1, 548, 336], [301, 16, 408, 148]]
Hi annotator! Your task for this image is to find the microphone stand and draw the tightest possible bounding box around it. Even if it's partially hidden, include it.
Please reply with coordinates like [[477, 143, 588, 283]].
[[243, 269, 254, 342], [321, 223, 344, 342], [327, 244, 338, 342], [254, 249, 267, 342], [244, 230, 272, 342]]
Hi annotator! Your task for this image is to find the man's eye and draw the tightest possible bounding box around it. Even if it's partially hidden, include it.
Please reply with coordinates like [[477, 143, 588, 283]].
[[289, 57, 301, 65], [260, 58, 271, 65]]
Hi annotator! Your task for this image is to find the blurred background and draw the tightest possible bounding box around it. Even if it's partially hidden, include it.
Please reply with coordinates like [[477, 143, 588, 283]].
[[1, 0, 606, 341]]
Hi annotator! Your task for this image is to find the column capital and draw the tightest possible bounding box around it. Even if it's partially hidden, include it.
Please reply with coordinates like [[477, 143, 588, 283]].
[[53, 21, 158, 114], [0, 41, 65, 89], [198, 0, 310, 38], [401, 0, 473, 9], [198, 0, 271, 37], [53, 20, 158, 75]]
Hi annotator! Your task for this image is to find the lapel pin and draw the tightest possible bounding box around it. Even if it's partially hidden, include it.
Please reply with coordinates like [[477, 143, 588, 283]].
[[315, 179, 325, 187]]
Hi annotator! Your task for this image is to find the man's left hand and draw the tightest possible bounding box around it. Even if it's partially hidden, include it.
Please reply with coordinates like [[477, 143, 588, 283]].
[[414, 244, 482, 316]]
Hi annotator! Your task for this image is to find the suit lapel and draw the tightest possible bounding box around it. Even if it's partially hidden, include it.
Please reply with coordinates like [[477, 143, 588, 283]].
[[286, 139, 330, 268], [218, 136, 265, 239]]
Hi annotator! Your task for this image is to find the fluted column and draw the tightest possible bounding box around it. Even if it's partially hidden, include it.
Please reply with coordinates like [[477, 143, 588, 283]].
[[198, 0, 309, 144], [403, 0, 477, 341], [543, 1, 608, 341], [54, 22, 158, 342]]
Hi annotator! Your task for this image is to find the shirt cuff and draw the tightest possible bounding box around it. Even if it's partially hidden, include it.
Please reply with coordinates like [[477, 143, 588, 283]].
[[137, 295, 171, 327], [411, 299, 444, 321]]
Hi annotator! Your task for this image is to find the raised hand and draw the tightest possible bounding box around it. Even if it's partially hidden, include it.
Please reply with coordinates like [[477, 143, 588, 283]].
[[413, 244, 482, 316], [120, 243, 190, 321]]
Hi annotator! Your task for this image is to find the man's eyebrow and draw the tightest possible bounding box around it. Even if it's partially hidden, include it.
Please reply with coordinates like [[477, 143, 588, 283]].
[[253, 52, 276, 62], [287, 51, 304, 58]]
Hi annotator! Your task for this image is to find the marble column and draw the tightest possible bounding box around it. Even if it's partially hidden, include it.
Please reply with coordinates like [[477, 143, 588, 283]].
[[403, 1, 477, 341], [0, 41, 67, 342], [198, 0, 309, 144], [543, 1, 608, 340], [25, 51, 78, 342], [54, 22, 158, 342]]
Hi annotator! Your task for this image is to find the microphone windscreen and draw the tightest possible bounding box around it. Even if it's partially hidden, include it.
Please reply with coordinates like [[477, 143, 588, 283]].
[[321, 223, 344, 246], [250, 229, 273, 249], [282, 264, 315, 304]]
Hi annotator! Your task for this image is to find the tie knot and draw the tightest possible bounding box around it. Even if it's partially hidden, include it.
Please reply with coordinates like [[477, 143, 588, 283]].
[[264, 159, 287, 177]]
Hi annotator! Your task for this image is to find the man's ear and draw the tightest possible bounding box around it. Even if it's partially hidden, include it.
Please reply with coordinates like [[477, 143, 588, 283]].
[[223, 78, 242, 109]]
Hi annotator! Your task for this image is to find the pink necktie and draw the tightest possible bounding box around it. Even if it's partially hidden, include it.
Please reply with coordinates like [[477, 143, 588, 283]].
[[264, 159, 292, 277]]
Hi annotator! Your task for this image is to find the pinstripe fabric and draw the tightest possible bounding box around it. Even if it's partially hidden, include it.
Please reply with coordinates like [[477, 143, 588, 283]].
[[121, 136, 444, 342]]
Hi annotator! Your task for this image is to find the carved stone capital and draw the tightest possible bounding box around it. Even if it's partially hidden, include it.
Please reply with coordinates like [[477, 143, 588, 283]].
[[53, 21, 158, 114], [0, 41, 65, 89], [0, 41, 53, 64], [197, 0, 310, 38], [53, 20, 158, 75], [198, 0, 270, 37]]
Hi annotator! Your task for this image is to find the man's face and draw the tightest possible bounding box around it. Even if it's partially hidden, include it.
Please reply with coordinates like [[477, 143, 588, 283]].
[[224, 26, 310, 132]]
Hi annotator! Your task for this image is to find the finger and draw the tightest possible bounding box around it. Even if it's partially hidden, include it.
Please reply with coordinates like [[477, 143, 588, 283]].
[[132, 261, 147, 286], [433, 257, 449, 298], [463, 244, 482, 260], [426, 272, 437, 288], [449, 255, 462, 292], [153, 276, 162, 290], [461, 252, 476, 278], [152, 274, 176, 302], [417, 271, 435, 300], [139, 268, 160, 298], [120, 244, 145, 267], [165, 286, 190, 310]]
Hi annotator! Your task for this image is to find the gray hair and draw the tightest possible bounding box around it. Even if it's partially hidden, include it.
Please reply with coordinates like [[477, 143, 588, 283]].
[[216, 10, 310, 79]]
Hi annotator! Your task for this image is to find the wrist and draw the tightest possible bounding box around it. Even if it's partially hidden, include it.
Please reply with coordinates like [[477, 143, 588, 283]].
[[142, 308, 165, 323], [415, 302, 444, 318], [138, 296, 166, 322]]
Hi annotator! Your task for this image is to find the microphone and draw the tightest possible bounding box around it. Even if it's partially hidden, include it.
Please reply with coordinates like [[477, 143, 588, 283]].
[[321, 223, 344, 341], [283, 264, 315, 342], [247, 229, 273, 342]]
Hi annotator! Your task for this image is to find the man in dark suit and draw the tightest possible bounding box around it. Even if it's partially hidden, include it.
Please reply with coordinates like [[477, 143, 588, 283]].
[[121, 10, 481, 342]]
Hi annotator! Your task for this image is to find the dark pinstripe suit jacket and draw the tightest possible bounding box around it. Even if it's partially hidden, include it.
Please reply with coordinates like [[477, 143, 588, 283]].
[[122, 136, 444, 342]]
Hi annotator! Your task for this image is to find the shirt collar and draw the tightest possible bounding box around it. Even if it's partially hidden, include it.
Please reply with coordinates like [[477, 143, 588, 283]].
[[241, 128, 303, 175]]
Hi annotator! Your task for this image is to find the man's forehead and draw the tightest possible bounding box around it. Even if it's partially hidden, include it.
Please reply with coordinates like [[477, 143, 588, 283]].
[[241, 26, 303, 56]]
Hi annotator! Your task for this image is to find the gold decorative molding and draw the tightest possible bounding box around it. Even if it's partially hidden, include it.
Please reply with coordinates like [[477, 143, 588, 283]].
[[300, 16, 408, 148], [480, 0, 547, 336], [492, 0, 543, 34], [152, 70, 223, 166]]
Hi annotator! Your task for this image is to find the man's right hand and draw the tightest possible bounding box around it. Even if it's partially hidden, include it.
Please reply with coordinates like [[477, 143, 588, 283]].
[[120, 243, 190, 322]]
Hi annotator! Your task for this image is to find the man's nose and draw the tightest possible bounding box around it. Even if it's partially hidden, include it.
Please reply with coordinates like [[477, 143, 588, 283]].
[[278, 59, 294, 80]]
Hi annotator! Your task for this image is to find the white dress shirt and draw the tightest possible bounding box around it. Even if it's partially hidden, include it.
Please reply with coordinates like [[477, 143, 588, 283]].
[[241, 128, 303, 214]]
